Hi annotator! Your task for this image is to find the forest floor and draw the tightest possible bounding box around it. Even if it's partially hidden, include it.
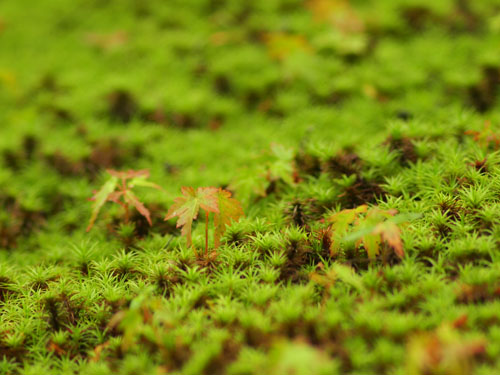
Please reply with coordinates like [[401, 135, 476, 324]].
[[1, 0, 500, 374]]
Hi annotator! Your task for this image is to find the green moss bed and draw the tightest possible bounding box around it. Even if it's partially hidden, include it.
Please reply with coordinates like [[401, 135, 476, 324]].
[[2, 0, 500, 374]]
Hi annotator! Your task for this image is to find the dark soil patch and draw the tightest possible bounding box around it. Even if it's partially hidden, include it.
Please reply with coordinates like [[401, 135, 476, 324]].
[[284, 199, 320, 229], [155, 271, 181, 297], [401, 1, 479, 33], [401, 6, 437, 31], [195, 251, 221, 273], [312, 90, 350, 106], [323, 151, 363, 177], [40, 104, 75, 123], [279, 241, 312, 283], [204, 339, 241, 375], [385, 136, 419, 165], [456, 284, 500, 304], [0, 344, 27, 363], [450, 0, 481, 33], [170, 112, 197, 129], [437, 198, 464, 222], [106, 89, 139, 123], [0, 276, 16, 302], [22, 135, 38, 160], [43, 293, 85, 331], [130, 204, 175, 238], [294, 152, 322, 178], [469, 158, 488, 174], [213, 74, 232, 96], [2, 149, 23, 170], [395, 110, 413, 121], [142, 107, 168, 125], [85, 139, 133, 174], [0, 196, 46, 249], [316, 228, 333, 260], [338, 177, 385, 208], [37, 74, 69, 94], [1, 135, 39, 170], [44, 139, 141, 179], [468, 65, 500, 112], [45, 152, 84, 176]]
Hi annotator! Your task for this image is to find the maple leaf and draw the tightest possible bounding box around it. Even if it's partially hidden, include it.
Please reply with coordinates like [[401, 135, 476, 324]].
[[213, 189, 244, 248], [329, 206, 417, 260], [374, 221, 404, 258], [357, 232, 381, 259], [124, 190, 152, 226], [328, 205, 367, 255], [164, 187, 219, 247], [165, 187, 244, 254], [87, 176, 119, 232], [87, 169, 161, 232], [329, 205, 367, 233]]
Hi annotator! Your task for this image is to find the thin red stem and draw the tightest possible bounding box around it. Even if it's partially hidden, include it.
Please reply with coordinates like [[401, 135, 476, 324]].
[[124, 205, 130, 224], [205, 211, 209, 257], [121, 178, 130, 224]]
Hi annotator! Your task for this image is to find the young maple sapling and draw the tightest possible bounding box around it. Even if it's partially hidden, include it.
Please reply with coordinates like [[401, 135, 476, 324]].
[[165, 187, 244, 257], [328, 205, 419, 260], [87, 169, 161, 232]]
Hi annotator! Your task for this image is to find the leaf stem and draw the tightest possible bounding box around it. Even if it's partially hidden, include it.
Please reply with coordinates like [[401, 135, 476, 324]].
[[124, 205, 130, 225], [205, 211, 209, 257], [121, 178, 130, 224]]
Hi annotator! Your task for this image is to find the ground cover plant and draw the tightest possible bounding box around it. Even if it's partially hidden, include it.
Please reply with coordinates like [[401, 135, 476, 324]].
[[2, 0, 500, 374]]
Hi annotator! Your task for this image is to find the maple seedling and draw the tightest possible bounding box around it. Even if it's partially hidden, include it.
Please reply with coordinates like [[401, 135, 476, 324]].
[[87, 169, 162, 232], [328, 205, 418, 260], [165, 187, 244, 257]]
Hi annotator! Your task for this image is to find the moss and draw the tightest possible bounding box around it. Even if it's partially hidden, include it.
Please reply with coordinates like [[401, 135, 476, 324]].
[[1, 0, 500, 373]]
